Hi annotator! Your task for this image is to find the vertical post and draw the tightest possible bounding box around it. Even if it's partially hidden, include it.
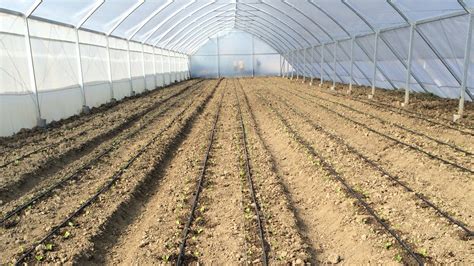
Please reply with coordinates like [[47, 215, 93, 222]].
[[457, 12, 473, 120], [331, 41, 337, 90], [370, 31, 379, 98], [310, 46, 314, 86], [288, 51, 295, 80], [279, 55, 283, 77], [348, 37, 355, 94], [296, 50, 300, 80], [106, 37, 115, 100], [168, 50, 172, 83], [252, 35, 255, 78], [127, 41, 134, 95], [75, 29, 89, 113], [301, 48, 306, 84], [320, 44, 324, 87], [216, 36, 220, 78], [161, 49, 165, 86], [152, 46, 157, 89], [24, 16, 44, 127], [404, 23, 415, 106], [141, 43, 146, 91]]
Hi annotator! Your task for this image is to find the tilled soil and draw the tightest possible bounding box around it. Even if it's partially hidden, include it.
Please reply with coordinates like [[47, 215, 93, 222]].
[[1, 77, 472, 265]]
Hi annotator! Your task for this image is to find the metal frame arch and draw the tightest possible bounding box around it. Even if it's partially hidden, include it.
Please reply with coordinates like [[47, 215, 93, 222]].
[[239, 2, 313, 47], [134, 0, 196, 43], [127, 0, 174, 42], [159, 3, 234, 48], [150, 1, 217, 46], [234, 18, 298, 51], [179, 21, 235, 53], [253, 1, 321, 44], [165, 7, 236, 50], [169, 11, 235, 51], [233, 22, 289, 52], [235, 9, 304, 49]]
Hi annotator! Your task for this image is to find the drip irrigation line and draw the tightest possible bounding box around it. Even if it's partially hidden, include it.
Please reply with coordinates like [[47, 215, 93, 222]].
[[292, 87, 473, 156], [233, 79, 268, 265], [177, 79, 225, 265], [275, 86, 474, 175], [1, 81, 204, 225], [0, 80, 203, 169], [312, 81, 474, 136], [267, 91, 473, 237], [13, 79, 220, 265], [257, 93, 424, 265]]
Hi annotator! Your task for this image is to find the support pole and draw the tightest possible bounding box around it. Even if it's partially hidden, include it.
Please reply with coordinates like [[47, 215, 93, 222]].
[[331, 41, 337, 90], [302, 48, 306, 83], [24, 15, 45, 127], [252, 35, 255, 78], [403, 23, 415, 106], [152, 46, 157, 89], [127, 41, 134, 96], [279, 55, 283, 77], [74, 29, 90, 113], [348, 37, 355, 94], [216, 36, 220, 78], [141, 43, 146, 91], [457, 11, 474, 120], [310, 46, 314, 86], [161, 50, 165, 86], [295, 50, 300, 80], [290, 51, 295, 80], [168, 50, 172, 83], [319, 44, 324, 87], [370, 31, 379, 98], [106, 37, 115, 101]]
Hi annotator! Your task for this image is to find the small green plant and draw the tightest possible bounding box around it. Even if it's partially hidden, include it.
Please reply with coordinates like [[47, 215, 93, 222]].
[[35, 254, 44, 261], [68, 221, 74, 227], [384, 242, 392, 250], [63, 231, 71, 239], [162, 254, 170, 262], [196, 228, 203, 234], [45, 243, 53, 251], [418, 248, 428, 258], [394, 254, 402, 263], [194, 251, 200, 257]]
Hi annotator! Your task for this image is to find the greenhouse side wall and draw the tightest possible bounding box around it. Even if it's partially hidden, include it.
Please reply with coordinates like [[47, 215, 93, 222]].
[[0, 12, 190, 137]]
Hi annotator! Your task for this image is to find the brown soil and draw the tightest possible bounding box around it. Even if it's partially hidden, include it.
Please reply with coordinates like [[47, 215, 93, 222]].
[[1, 77, 472, 265]]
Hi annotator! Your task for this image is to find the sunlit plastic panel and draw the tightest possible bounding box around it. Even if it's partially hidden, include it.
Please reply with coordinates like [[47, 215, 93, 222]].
[[32, 0, 97, 26], [392, 0, 465, 22], [82, 0, 136, 34]]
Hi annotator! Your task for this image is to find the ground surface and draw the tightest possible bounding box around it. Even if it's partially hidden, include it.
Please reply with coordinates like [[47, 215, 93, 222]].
[[1, 77, 472, 265]]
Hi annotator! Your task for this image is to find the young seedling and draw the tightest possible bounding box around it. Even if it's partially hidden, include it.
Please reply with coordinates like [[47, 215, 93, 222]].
[[418, 248, 428, 258], [63, 231, 71, 239], [384, 242, 392, 250], [45, 243, 53, 251], [35, 254, 44, 261], [394, 254, 402, 263]]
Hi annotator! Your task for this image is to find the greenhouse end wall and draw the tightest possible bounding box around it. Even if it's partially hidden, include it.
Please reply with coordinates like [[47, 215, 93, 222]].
[[190, 31, 282, 78]]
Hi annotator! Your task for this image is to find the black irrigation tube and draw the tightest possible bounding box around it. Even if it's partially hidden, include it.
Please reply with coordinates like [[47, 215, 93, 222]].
[[176, 81, 226, 266], [0, 80, 203, 170], [268, 91, 473, 237], [257, 94, 424, 265], [310, 81, 474, 135], [13, 79, 220, 266], [233, 80, 268, 265], [291, 86, 473, 157], [275, 86, 474, 175], [0, 82, 204, 226]]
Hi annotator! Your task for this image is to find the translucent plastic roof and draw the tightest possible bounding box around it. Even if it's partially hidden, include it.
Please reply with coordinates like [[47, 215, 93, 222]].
[[1, 0, 470, 55]]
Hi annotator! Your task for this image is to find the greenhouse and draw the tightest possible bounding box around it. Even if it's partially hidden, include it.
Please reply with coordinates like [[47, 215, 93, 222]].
[[0, 0, 473, 265]]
